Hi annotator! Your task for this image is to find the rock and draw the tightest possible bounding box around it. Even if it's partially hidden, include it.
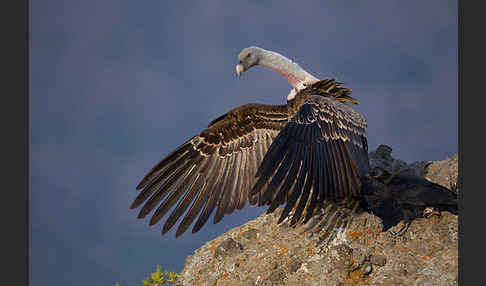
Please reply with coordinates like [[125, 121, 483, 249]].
[[287, 259, 302, 273], [370, 254, 387, 267], [178, 145, 458, 285], [374, 144, 393, 159], [362, 262, 373, 275], [214, 238, 243, 259], [369, 144, 409, 174], [425, 154, 459, 192], [241, 228, 259, 241]]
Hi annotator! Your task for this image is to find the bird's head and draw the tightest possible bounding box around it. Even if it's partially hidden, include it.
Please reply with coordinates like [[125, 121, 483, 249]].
[[236, 46, 264, 76]]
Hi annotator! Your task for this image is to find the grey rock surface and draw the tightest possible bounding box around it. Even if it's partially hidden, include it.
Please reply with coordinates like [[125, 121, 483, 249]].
[[178, 145, 458, 285]]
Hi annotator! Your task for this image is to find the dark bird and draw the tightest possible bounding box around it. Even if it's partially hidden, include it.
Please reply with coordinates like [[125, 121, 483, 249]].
[[361, 167, 458, 236], [131, 46, 370, 237]]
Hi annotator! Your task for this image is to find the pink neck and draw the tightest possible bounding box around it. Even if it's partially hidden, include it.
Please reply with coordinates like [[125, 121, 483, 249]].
[[275, 68, 305, 88]]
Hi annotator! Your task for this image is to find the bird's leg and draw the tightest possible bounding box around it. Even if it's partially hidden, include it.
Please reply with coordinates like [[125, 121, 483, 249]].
[[363, 195, 376, 213], [423, 207, 441, 218], [390, 220, 411, 237]]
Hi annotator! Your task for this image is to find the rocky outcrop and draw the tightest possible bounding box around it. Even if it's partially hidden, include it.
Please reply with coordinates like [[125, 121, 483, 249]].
[[178, 145, 458, 285]]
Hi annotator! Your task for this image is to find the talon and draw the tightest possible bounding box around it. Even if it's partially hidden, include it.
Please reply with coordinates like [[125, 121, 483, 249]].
[[390, 220, 411, 237], [423, 207, 441, 218]]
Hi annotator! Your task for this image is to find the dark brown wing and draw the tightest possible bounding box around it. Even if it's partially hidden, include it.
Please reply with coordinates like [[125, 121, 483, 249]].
[[251, 95, 369, 225], [387, 174, 458, 209], [131, 103, 289, 237], [300, 197, 367, 244]]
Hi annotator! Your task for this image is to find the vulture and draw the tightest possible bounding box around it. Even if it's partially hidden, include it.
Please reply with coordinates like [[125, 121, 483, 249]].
[[130, 46, 371, 237]]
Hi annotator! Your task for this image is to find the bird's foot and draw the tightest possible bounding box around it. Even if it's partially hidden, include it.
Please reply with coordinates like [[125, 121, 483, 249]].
[[423, 207, 441, 219], [390, 220, 411, 237]]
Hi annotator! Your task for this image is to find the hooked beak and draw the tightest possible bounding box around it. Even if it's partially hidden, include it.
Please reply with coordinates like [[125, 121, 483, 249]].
[[236, 64, 244, 77]]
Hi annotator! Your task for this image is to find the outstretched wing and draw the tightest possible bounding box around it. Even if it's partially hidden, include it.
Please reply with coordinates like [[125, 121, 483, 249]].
[[131, 103, 289, 237], [251, 95, 369, 226]]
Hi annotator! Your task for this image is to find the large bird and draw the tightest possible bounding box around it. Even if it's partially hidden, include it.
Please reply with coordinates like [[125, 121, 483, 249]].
[[361, 167, 458, 236], [131, 46, 370, 237]]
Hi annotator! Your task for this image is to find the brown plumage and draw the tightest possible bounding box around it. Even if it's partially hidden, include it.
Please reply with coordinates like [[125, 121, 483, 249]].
[[251, 79, 370, 226], [132, 46, 457, 239], [132, 103, 288, 237], [131, 77, 370, 237]]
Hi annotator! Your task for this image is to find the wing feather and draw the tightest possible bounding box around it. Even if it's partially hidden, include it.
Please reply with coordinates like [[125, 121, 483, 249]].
[[131, 103, 288, 236], [192, 157, 229, 233], [255, 95, 369, 225], [278, 143, 306, 223], [291, 146, 314, 225], [223, 150, 242, 216], [236, 146, 250, 210], [304, 140, 321, 223], [175, 155, 223, 237]]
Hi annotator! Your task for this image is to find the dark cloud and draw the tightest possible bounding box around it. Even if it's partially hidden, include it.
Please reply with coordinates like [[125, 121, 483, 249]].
[[30, 1, 457, 285]]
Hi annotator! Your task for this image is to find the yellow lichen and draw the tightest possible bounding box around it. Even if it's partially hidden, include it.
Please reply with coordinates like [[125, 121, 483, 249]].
[[209, 240, 220, 252], [279, 247, 289, 255], [344, 269, 371, 286]]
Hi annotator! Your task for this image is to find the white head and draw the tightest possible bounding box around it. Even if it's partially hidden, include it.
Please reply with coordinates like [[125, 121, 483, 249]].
[[236, 46, 266, 76]]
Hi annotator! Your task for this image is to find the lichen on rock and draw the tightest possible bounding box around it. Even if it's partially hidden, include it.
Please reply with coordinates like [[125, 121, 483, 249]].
[[178, 145, 458, 285]]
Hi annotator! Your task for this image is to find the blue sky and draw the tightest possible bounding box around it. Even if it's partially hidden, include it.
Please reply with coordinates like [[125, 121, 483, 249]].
[[30, 1, 457, 285]]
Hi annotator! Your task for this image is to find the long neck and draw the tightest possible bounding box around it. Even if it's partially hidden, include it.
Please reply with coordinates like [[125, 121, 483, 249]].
[[258, 50, 319, 89]]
